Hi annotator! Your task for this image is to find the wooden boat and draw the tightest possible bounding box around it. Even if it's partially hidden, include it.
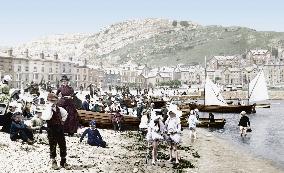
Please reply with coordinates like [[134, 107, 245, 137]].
[[180, 114, 226, 128], [196, 118, 226, 128], [191, 77, 256, 114], [186, 103, 255, 114], [77, 110, 140, 130], [255, 103, 270, 108]]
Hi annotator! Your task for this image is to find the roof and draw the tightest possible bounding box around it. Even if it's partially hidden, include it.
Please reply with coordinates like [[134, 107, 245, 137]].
[[160, 73, 172, 78], [213, 56, 237, 61], [250, 49, 269, 55], [159, 66, 175, 73]]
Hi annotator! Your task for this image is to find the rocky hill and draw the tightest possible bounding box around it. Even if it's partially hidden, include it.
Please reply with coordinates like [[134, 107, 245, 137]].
[[14, 18, 284, 66]]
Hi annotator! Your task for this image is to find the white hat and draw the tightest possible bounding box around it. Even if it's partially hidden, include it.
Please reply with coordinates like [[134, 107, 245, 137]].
[[3, 75, 12, 82], [240, 111, 246, 115], [194, 108, 199, 113], [190, 110, 195, 115]]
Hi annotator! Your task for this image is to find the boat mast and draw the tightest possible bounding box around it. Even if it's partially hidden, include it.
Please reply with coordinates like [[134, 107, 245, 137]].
[[204, 56, 207, 105], [248, 74, 250, 105]]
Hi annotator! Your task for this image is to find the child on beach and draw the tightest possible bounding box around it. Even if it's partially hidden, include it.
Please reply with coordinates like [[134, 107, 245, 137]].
[[79, 120, 107, 148], [238, 111, 250, 137], [10, 111, 34, 145], [40, 93, 69, 170], [165, 111, 181, 164], [188, 110, 199, 140], [146, 114, 165, 165]]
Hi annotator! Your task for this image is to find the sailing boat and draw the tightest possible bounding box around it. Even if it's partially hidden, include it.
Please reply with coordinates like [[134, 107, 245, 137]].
[[189, 77, 255, 113], [249, 70, 270, 108]]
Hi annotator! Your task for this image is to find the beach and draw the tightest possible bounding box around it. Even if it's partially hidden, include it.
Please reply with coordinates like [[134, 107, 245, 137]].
[[0, 128, 283, 173]]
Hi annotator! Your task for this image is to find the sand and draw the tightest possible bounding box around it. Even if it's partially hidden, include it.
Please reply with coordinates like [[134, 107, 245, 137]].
[[0, 128, 283, 173]]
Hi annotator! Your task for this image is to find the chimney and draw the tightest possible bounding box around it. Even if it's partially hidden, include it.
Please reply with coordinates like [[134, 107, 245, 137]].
[[54, 53, 58, 60], [24, 49, 29, 58], [8, 48, 13, 57], [69, 57, 73, 62], [40, 52, 44, 59]]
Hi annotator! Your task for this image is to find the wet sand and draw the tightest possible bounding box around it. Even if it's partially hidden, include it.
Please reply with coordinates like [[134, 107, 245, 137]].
[[0, 128, 283, 173]]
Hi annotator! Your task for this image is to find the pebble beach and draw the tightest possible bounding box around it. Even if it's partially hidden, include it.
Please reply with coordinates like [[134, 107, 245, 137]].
[[0, 128, 283, 173]]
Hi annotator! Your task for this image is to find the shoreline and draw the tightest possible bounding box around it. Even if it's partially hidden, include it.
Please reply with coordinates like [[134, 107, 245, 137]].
[[0, 128, 283, 173], [193, 128, 283, 173]]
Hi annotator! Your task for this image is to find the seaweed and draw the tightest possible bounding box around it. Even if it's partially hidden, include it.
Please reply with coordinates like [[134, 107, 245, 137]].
[[173, 159, 195, 170]]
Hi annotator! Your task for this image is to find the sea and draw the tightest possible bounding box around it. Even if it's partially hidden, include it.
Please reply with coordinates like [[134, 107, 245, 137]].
[[198, 100, 284, 169]]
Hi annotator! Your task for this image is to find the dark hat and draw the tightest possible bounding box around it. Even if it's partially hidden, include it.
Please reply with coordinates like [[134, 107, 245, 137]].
[[60, 75, 69, 81], [85, 94, 91, 100], [12, 111, 22, 118], [47, 93, 58, 101], [89, 120, 96, 126]]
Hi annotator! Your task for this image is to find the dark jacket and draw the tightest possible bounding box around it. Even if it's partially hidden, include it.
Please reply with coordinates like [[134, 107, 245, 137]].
[[238, 116, 250, 127], [82, 101, 90, 111], [80, 128, 106, 147]]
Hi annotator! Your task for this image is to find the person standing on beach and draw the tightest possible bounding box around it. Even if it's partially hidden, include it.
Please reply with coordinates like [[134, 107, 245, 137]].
[[56, 75, 79, 136], [238, 111, 250, 137], [146, 115, 165, 165], [188, 110, 199, 140], [41, 93, 69, 170], [165, 111, 181, 164]]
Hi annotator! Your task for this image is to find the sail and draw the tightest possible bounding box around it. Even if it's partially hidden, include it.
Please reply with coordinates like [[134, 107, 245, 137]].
[[249, 70, 269, 102], [205, 77, 228, 106]]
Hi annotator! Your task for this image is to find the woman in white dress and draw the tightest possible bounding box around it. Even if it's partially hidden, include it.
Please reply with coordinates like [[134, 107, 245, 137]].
[[165, 111, 181, 164], [146, 114, 165, 165], [188, 110, 199, 140]]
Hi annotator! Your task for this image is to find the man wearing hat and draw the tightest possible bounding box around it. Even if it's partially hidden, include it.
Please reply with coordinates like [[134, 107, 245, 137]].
[[82, 94, 91, 111], [56, 75, 79, 136], [41, 93, 69, 170], [238, 111, 250, 137]]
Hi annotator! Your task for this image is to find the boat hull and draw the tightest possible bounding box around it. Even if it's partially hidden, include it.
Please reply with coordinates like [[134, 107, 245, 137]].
[[187, 104, 255, 114], [180, 116, 226, 128], [255, 104, 270, 108], [77, 110, 141, 130]]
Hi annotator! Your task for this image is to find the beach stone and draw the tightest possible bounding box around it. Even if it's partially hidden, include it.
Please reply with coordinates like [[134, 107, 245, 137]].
[[133, 168, 139, 173]]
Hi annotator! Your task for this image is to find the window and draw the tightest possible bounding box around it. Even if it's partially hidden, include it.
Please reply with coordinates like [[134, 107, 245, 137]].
[[41, 67, 44, 73], [17, 66, 21, 72], [49, 68, 52, 73], [25, 66, 29, 72], [34, 66, 37, 72]]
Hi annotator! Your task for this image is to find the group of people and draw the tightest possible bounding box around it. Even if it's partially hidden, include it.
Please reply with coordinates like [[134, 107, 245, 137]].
[[0, 75, 104, 170], [146, 109, 182, 165], [0, 73, 254, 170]]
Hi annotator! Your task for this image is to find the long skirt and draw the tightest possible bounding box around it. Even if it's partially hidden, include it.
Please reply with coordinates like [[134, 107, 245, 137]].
[[58, 98, 79, 134]]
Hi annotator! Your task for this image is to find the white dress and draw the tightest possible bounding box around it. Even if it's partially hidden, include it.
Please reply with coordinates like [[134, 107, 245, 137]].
[[188, 114, 199, 130], [146, 120, 164, 142], [165, 117, 181, 144]]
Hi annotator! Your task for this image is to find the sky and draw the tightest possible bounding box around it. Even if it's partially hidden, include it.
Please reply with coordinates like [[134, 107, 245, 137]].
[[1, 0, 284, 46]]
